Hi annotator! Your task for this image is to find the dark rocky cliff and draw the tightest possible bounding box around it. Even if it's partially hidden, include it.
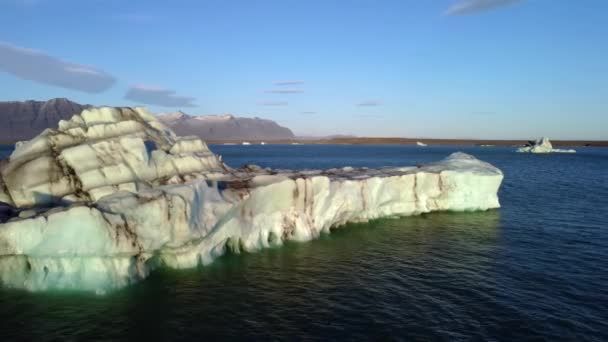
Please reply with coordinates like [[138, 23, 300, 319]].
[[0, 98, 90, 143]]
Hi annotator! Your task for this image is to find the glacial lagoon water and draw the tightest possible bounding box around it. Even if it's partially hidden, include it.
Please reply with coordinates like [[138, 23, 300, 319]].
[[0, 144, 607, 340]]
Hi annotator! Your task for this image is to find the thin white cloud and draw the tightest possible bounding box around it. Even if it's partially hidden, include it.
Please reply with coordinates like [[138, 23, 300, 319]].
[[0, 41, 116, 93], [301, 111, 317, 115], [63, 66, 103, 76], [124, 85, 196, 107], [356, 100, 382, 107], [444, 0, 522, 16], [1, 0, 41, 5], [274, 81, 304, 86]]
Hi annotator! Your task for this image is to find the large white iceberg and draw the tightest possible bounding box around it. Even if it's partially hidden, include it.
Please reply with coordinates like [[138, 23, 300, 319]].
[[517, 137, 576, 153], [0, 107, 504, 293]]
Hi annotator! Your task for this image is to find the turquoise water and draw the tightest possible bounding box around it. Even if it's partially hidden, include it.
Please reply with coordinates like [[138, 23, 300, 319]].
[[0, 144, 607, 340]]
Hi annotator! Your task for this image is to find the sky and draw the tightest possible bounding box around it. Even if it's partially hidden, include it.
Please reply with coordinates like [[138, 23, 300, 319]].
[[0, 0, 606, 139]]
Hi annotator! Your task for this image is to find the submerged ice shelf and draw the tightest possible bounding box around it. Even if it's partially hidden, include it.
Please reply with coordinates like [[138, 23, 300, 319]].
[[0, 107, 504, 293]]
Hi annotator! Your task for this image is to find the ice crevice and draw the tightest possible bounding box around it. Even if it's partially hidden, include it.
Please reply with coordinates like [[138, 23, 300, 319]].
[[0, 107, 504, 293]]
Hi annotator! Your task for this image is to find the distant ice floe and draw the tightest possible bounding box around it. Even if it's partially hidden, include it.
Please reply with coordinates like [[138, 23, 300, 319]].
[[416, 141, 428, 147], [517, 137, 576, 153], [0, 107, 504, 293]]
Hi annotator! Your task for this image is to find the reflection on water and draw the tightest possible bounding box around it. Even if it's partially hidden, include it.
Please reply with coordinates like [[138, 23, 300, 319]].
[[1, 211, 504, 340]]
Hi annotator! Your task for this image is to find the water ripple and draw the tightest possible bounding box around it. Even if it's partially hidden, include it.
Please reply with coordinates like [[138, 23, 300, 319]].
[[0, 145, 607, 340]]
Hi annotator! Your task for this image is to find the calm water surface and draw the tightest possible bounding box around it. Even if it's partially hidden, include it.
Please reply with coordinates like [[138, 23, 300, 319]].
[[0, 144, 607, 341]]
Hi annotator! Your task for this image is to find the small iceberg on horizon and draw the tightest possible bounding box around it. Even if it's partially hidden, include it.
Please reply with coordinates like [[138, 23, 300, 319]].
[[516, 137, 576, 153]]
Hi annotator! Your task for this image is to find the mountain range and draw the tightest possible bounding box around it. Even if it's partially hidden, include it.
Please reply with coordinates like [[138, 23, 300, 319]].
[[157, 111, 294, 141], [0, 98, 90, 143], [0, 98, 294, 143]]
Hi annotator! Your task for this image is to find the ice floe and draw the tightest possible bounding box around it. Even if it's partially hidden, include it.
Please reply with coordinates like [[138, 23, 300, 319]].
[[517, 137, 576, 153]]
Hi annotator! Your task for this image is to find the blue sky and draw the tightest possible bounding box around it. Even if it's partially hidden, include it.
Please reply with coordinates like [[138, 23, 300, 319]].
[[0, 0, 606, 139]]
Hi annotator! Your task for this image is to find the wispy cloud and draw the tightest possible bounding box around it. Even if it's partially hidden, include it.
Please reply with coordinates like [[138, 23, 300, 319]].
[[356, 100, 382, 107], [257, 101, 288, 106], [265, 89, 304, 94], [274, 81, 304, 86], [124, 85, 196, 107], [1, 0, 42, 5], [301, 111, 317, 115], [0, 41, 116, 93], [444, 0, 522, 16]]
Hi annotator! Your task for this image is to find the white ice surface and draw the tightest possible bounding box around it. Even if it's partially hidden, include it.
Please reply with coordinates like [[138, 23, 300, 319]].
[[0, 107, 226, 208], [517, 137, 576, 153]]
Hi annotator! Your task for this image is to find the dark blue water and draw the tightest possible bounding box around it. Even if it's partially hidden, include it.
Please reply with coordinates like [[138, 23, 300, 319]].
[[1, 144, 607, 341]]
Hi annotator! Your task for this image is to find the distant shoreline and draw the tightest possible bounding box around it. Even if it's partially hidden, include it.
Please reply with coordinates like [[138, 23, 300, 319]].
[[204, 138, 608, 147], [2, 138, 607, 147]]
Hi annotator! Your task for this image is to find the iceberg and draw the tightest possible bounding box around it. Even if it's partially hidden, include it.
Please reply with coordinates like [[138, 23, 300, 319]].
[[416, 141, 428, 147], [517, 137, 576, 153], [0, 107, 504, 293]]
